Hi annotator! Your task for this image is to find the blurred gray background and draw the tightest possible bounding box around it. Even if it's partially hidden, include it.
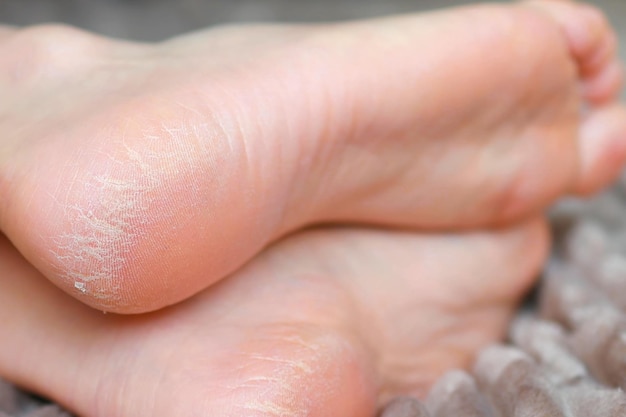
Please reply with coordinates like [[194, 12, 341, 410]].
[[0, 0, 624, 48]]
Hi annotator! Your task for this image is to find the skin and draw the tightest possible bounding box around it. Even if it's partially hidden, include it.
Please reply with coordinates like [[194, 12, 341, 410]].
[[0, 0, 623, 416], [0, 219, 548, 417], [0, 0, 623, 313]]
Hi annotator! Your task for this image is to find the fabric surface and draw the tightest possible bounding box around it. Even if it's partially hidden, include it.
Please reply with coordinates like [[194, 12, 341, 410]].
[[0, 379, 71, 417]]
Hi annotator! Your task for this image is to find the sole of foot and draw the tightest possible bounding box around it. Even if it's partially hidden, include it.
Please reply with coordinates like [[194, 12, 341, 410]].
[[0, 218, 547, 417], [0, 0, 623, 313]]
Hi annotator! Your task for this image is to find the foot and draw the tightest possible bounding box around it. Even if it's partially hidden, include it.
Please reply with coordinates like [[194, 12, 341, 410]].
[[0, 0, 623, 313], [0, 219, 548, 417]]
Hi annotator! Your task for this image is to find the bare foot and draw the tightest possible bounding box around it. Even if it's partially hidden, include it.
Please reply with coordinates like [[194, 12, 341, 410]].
[[0, 218, 547, 417], [0, 0, 623, 313]]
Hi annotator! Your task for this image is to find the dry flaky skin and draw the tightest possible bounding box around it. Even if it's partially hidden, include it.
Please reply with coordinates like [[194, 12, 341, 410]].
[[0, 0, 626, 417], [7, 194, 626, 417], [6, 171, 626, 417], [3, 199, 626, 417]]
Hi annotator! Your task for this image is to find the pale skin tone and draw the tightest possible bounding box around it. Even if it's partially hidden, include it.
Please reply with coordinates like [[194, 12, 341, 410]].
[[0, 0, 624, 314], [0, 221, 548, 417], [0, 0, 624, 416]]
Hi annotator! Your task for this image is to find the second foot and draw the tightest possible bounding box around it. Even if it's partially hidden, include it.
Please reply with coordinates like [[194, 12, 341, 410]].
[[0, 218, 547, 417], [0, 0, 623, 312]]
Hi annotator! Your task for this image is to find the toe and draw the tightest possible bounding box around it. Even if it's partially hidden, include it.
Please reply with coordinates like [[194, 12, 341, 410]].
[[526, 1, 609, 62], [583, 60, 624, 105], [574, 103, 626, 195], [581, 29, 617, 78], [525, 0, 623, 104]]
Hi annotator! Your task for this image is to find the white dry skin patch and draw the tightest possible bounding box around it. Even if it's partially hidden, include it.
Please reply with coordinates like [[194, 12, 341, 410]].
[[49, 162, 157, 307], [229, 333, 345, 417], [48, 121, 204, 307]]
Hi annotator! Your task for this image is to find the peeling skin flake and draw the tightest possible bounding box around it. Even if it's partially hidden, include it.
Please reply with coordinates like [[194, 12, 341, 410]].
[[74, 281, 87, 294]]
